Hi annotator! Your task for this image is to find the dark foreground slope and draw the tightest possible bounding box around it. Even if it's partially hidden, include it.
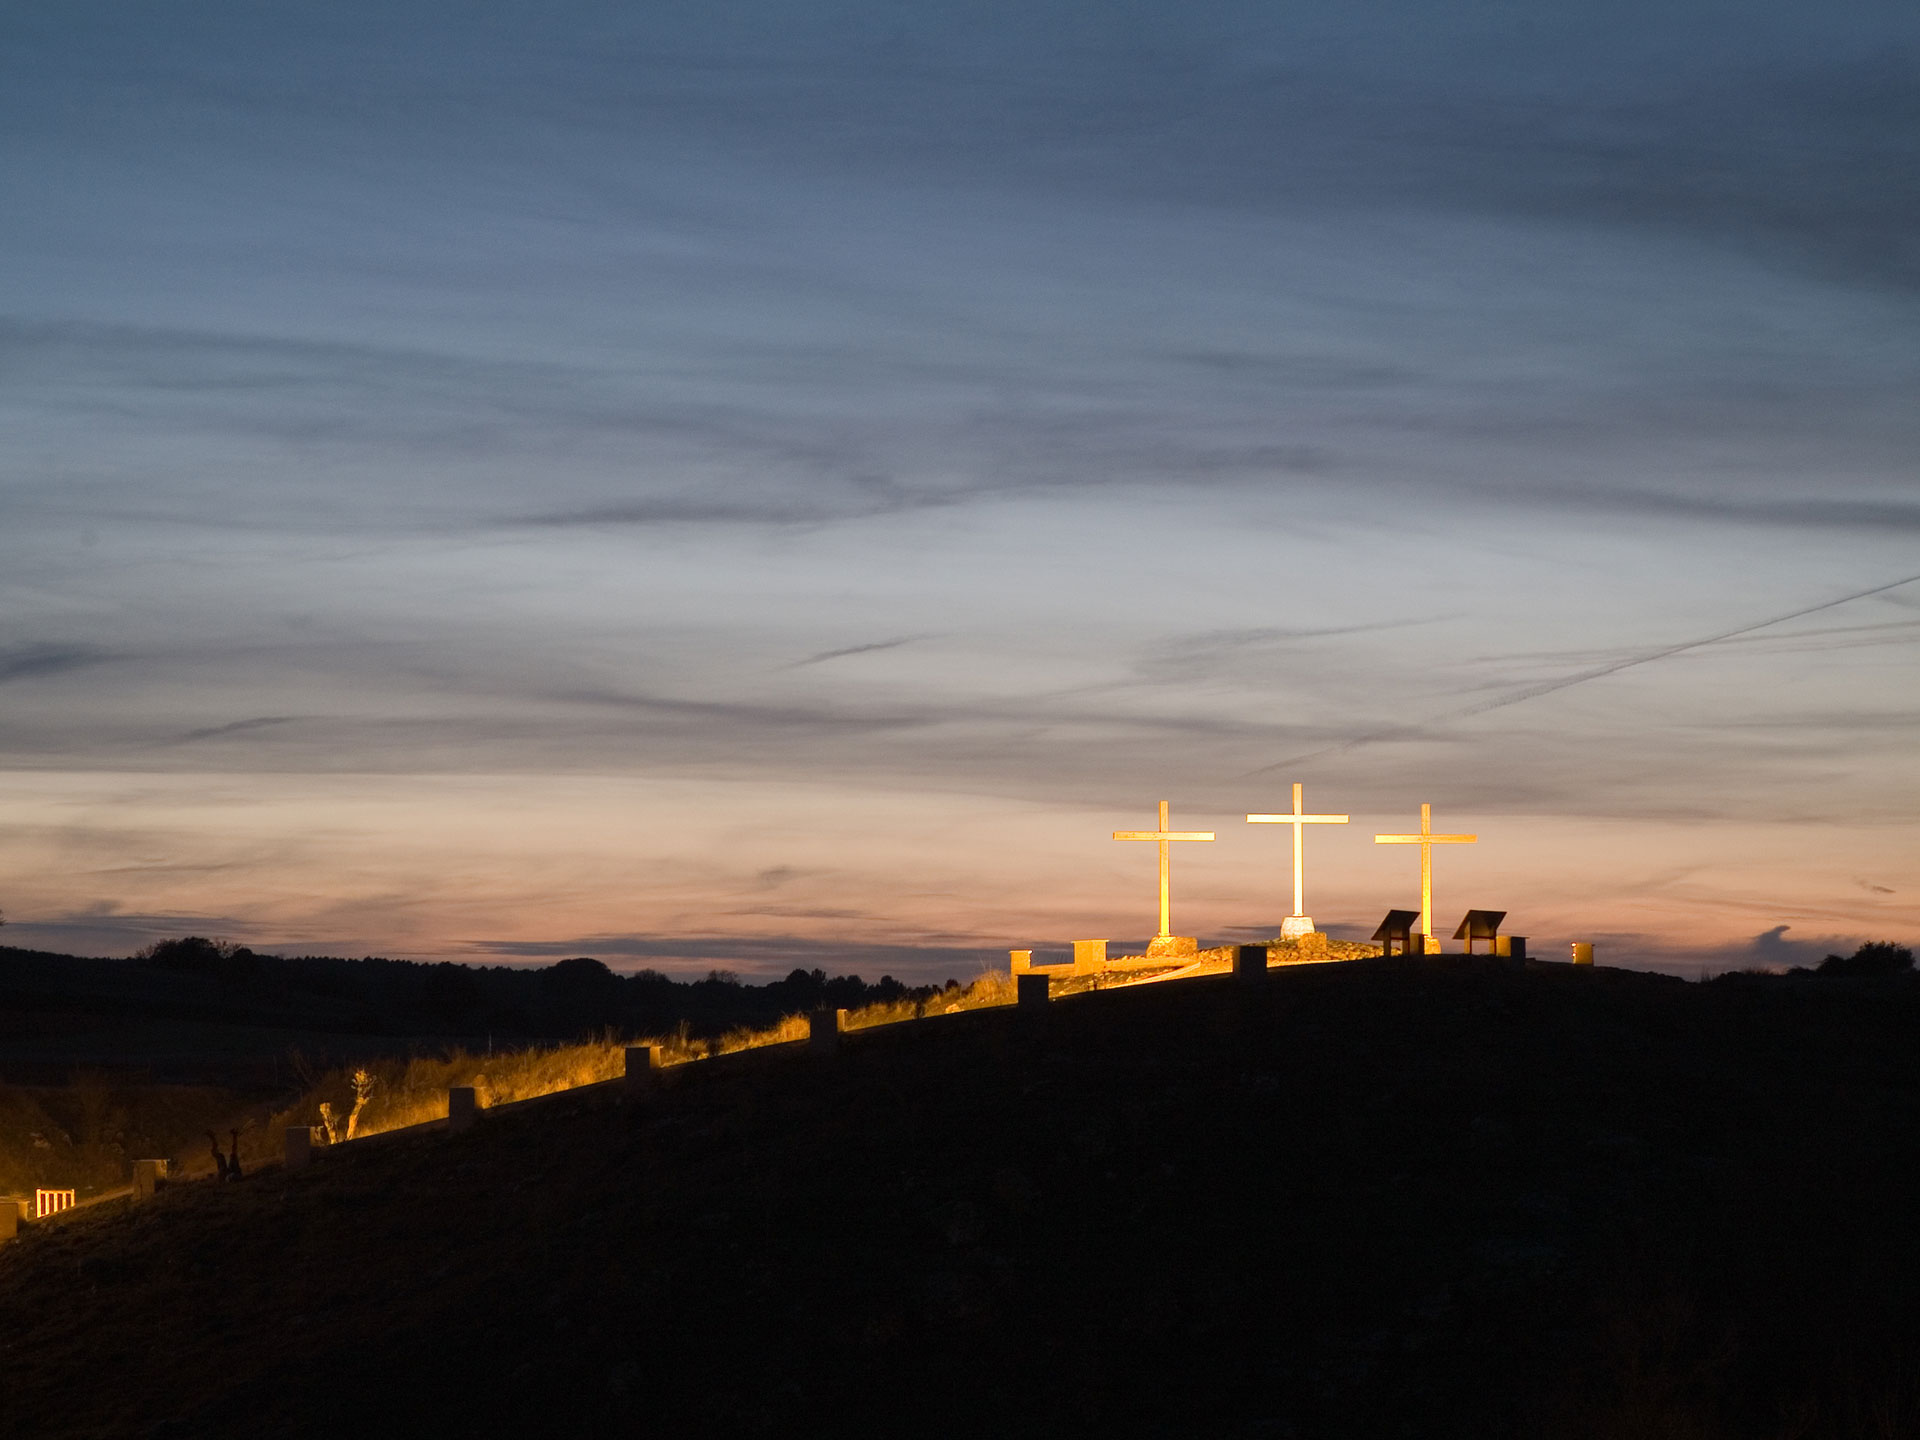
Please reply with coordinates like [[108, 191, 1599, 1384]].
[[2, 958, 1917, 1440]]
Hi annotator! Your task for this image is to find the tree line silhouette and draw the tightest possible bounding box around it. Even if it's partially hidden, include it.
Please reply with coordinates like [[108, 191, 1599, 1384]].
[[125, 936, 960, 1041]]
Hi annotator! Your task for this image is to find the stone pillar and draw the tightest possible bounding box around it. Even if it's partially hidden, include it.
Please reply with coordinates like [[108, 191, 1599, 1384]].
[[624, 1045, 660, 1094], [448, 1086, 479, 1133], [1234, 944, 1268, 983], [133, 1158, 169, 1198], [1570, 942, 1595, 966], [1071, 940, 1108, 974], [809, 1007, 846, 1055], [284, 1127, 312, 1171], [1016, 973, 1052, 1011], [0, 1202, 14, 1243], [1010, 949, 1033, 976]]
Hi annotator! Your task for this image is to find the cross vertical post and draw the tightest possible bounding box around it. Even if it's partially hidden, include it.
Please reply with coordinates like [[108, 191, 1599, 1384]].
[[1157, 800, 1171, 936], [1373, 803, 1477, 948]]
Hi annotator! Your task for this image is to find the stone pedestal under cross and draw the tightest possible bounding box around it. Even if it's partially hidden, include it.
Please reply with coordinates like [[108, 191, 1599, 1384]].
[[1112, 800, 1214, 957], [1247, 782, 1348, 939]]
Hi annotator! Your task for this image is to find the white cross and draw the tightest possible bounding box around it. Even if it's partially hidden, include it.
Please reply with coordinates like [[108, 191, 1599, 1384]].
[[1246, 782, 1349, 922]]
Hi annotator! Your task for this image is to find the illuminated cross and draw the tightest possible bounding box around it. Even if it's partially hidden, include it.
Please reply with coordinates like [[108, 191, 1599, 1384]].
[[1374, 803, 1476, 947], [1112, 800, 1214, 942], [1246, 783, 1349, 933]]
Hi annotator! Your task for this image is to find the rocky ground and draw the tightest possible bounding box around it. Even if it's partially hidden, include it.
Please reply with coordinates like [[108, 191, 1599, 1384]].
[[2, 956, 1916, 1439]]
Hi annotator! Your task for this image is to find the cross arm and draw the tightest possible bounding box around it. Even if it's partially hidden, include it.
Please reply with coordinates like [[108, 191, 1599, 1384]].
[[1112, 831, 1215, 841], [1247, 813, 1349, 824], [1374, 833, 1476, 844]]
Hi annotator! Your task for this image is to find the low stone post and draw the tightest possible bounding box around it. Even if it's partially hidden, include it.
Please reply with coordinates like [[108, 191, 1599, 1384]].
[[448, 1086, 479, 1134], [133, 1157, 169, 1198], [1234, 944, 1269, 984], [284, 1126, 313, 1171], [809, 1008, 846, 1055], [624, 1045, 661, 1095], [1016, 972, 1052, 1011], [0, 1203, 15, 1243], [1009, 949, 1033, 976], [1072, 940, 1108, 975], [1570, 942, 1595, 966]]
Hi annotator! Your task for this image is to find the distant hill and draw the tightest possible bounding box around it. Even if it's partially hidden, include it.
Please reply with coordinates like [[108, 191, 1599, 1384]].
[[3, 956, 1918, 1438]]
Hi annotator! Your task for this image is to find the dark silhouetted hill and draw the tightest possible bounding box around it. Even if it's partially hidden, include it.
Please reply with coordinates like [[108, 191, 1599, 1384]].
[[3, 956, 1918, 1439]]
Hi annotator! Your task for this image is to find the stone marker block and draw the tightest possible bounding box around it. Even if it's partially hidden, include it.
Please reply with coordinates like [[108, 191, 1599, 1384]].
[[1279, 915, 1315, 940], [1016, 973, 1052, 1011], [809, 1007, 846, 1055], [624, 1045, 661, 1094], [1072, 939, 1108, 974], [1570, 942, 1595, 966], [448, 1086, 479, 1134], [1495, 935, 1527, 960], [1234, 944, 1269, 983], [1145, 935, 1199, 959], [133, 1158, 168, 1198], [1009, 949, 1033, 976], [0, 1203, 15, 1243], [285, 1126, 313, 1171]]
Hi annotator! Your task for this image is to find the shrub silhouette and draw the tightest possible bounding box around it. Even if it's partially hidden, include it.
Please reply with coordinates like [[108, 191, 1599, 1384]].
[[539, 956, 620, 996], [1815, 941, 1914, 978], [138, 935, 261, 987]]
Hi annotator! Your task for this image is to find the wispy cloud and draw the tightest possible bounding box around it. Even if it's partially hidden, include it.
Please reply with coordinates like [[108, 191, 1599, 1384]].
[[787, 636, 926, 668], [175, 716, 303, 744], [0, 644, 112, 684], [1247, 571, 1920, 776]]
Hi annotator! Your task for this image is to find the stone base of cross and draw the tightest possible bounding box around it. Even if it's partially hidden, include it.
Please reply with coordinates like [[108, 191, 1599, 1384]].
[[1145, 935, 1199, 958], [1279, 915, 1316, 940]]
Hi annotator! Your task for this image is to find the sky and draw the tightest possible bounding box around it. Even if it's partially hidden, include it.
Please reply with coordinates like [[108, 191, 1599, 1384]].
[[2, 0, 1916, 978]]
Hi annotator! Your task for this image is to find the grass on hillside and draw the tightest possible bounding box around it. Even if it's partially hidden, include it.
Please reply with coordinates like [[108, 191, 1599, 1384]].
[[238, 970, 1020, 1167]]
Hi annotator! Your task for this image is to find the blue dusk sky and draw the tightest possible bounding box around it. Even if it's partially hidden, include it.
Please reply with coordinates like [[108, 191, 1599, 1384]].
[[2, 0, 1916, 976]]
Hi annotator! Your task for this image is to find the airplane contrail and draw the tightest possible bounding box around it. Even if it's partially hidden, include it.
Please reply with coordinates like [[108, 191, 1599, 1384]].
[[1244, 569, 1920, 777]]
